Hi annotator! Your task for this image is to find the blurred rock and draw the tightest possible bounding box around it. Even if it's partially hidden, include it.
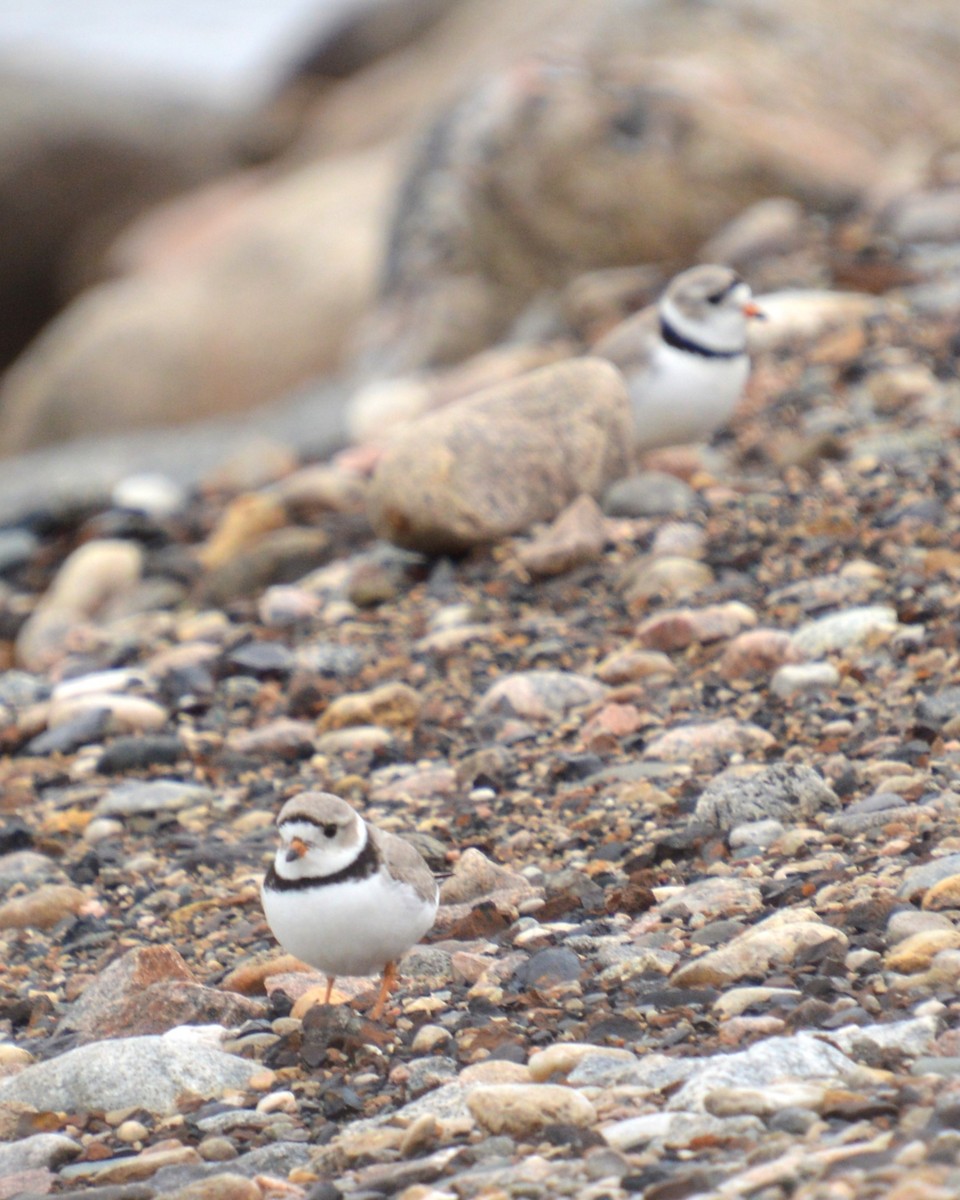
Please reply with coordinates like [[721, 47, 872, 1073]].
[[368, 358, 633, 553], [0, 148, 394, 453]]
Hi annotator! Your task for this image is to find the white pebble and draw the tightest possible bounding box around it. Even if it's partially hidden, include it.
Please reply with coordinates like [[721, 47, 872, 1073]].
[[256, 1090, 297, 1115]]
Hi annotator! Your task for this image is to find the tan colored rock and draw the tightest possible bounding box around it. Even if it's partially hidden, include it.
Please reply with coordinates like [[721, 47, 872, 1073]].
[[921, 874, 960, 912], [594, 647, 674, 685], [59, 946, 265, 1043], [59, 1141, 201, 1186], [318, 681, 422, 732], [672, 908, 848, 989], [467, 1083, 596, 1137], [635, 603, 756, 652], [165, 1174, 261, 1200], [221, 955, 311, 995], [720, 629, 803, 678], [644, 719, 775, 762], [197, 493, 288, 572], [517, 494, 607, 579], [367, 358, 634, 553], [528, 1043, 636, 1083], [440, 848, 533, 905], [46, 695, 168, 736], [476, 670, 607, 721], [622, 557, 714, 608], [749, 290, 885, 355], [0, 885, 87, 931], [16, 540, 143, 671], [885, 929, 960, 974]]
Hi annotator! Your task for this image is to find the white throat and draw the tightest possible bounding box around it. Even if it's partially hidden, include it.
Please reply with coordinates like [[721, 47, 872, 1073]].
[[660, 295, 747, 357], [274, 818, 369, 881]]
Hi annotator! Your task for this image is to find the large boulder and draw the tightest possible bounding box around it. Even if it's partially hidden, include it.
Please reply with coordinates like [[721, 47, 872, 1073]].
[[0, 146, 394, 452], [367, 356, 633, 553]]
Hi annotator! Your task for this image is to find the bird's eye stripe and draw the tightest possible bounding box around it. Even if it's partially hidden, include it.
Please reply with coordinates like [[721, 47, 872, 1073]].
[[706, 276, 742, 305]]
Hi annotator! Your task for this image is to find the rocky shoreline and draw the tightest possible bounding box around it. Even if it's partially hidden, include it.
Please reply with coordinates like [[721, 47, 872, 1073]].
[[5, 4, 960, 1199], [3, 191, 960, 1198]]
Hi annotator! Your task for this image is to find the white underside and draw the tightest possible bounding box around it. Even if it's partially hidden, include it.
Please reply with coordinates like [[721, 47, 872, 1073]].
[[630, 343, 749, 450], [261, 870, 438, 978]]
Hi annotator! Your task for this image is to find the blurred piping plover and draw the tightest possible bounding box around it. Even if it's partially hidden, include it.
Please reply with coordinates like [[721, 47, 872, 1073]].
[[594, 263, 764, 449]]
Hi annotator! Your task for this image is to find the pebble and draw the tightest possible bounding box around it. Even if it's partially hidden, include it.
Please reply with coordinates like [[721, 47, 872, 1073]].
[[695, 762, 839, 830], [602, 471, 699, 518], [900, 854, 960, 901], [15, 539, 144, 670], [643, 718, 775, 762], [720, 628, 800, 678], [46, 693, 169, 734], [885, 930, 960, 973], [94, 780, 214, 817], [729, 818, 786, 849], [528, 1043, 637, 1083], [789, 604, 900, 656], [317, 681, 422, 731], [0, 1033, 263, 1115], [0, 1132, 81, 1175], [226, 718, 315, 759], [517, 494, 607, 577], [714, 987, 802, 1020], [921, 873, 960, 911], [603, 1111, 763, 1152], [658, 876, 763, 920], [827, 1015, 939, 1059], [621, 555, 714, 605], [635, 602, 756, 652], [771, 662, 841, 698], [466, 1083, 597, 1137], [668, 1033, 871, 1111], [0, 883, 87, 930], [594, 646, 675, 684], [476, 671, 607, 720], [672, 907, 848, 988]]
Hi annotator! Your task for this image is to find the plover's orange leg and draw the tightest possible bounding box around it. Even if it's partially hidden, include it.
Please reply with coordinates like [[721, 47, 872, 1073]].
[[370, 960, 397, 1020], [324, 976, 335, 1005]]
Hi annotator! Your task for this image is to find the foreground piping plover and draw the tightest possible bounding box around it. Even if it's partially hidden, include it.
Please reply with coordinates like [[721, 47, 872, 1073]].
[[261, 792, 439, 1019], [593, 264, 764, 450]]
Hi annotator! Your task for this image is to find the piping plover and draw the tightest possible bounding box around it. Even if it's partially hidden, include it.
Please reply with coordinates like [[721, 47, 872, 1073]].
[[261, 792, 439, 1019], [593, 264, 764, 450]]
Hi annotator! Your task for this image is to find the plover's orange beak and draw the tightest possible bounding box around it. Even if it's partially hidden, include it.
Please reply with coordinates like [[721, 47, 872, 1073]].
[[742, 300, 766, 320], [285, 837, 308, 862]]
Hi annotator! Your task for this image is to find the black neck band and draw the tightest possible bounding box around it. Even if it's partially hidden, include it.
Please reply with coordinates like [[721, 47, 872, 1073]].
[[264, 834, 380, 893], [659, 315, 743, 360]]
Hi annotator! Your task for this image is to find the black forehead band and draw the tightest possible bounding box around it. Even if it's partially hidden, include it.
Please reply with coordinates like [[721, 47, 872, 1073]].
[[278, 811, 344, 829]]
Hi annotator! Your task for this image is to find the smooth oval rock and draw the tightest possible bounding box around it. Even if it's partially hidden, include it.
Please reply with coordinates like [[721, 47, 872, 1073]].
[[368, 357, 634, 553], [467, 1082, 596, 1137], [476, 670, 606, 721]]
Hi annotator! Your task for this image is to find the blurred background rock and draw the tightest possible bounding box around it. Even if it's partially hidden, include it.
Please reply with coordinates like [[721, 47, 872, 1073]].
[[0, 0, 959, 463]]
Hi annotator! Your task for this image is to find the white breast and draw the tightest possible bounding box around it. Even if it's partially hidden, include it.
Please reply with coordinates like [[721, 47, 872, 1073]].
[[629, 343, 749, 450], [261, 870, 438, 978]]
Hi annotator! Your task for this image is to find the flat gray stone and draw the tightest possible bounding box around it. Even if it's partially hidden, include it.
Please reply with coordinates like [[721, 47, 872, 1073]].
[[94, 779, 214, 817], [696, 762, 838, 830], [0, 1132, 80, 1174], [0, 1032, 260, 1115], [669, 1033, 869, 1111]]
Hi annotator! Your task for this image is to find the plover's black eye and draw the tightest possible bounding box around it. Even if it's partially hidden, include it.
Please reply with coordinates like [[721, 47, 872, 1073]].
[[322, 824, 337, 839], [707, 291, 725, 305]]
